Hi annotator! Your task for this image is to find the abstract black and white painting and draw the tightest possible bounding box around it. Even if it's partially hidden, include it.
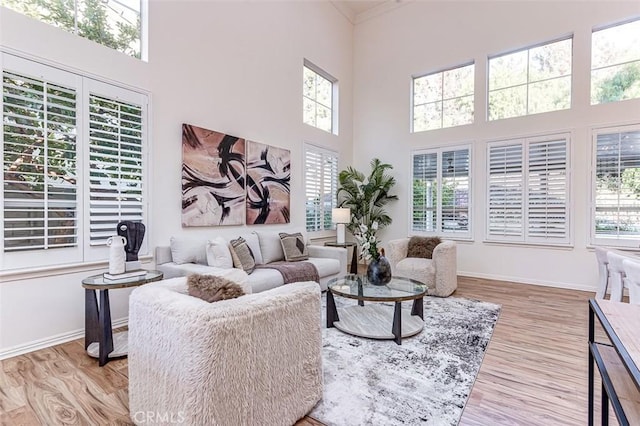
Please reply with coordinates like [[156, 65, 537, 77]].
[[245, 140, 290, 224], [181, 124, 245, 226]]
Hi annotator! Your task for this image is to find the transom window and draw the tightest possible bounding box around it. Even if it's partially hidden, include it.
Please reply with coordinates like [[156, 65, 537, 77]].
[[303, 60, 337, 134], [487, 134, 570, 244], [412, 63, 475, 132], [591, 19, 640, 105], [488, 38, 572, 121], [592, 125, 640, 247], [304, 144, 338, 232], [411, 145, 471, 238], [2, 0, 143, 59]]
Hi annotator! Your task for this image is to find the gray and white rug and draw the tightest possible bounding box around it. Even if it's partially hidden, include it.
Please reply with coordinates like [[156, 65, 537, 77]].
[[309, 295, 501, 426]]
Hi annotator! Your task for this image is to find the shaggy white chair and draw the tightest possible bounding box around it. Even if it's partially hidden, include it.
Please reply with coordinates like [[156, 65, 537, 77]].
[[128, 277, 323, 426], [386, 239, 457, 297]]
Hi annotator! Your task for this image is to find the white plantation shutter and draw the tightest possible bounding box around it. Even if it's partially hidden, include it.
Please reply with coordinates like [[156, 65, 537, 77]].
[[411, 146, 471, 237], [487, 135, 569, 244], [528, 139, 567, 240], [1, 54, 84, 269], [412, 152, 437, 232], [593, 127, 640, 247], [88, 92, 144, 246], [304, 144, 338, 232], [441, 149, 470, 233], [488, 144, 523, 238], [0, 54, 149, 270]]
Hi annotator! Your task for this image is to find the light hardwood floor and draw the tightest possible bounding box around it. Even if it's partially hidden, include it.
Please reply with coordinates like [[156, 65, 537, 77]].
[[0, 276, 611, 425]]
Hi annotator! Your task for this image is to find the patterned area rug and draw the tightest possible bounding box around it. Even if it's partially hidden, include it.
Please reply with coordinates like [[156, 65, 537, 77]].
[[309, 294, 501, 425]]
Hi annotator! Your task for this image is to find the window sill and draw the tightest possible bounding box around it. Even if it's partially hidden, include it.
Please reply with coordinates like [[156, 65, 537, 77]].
[[0, 255, 154, 283], [482, 240, 574, 250]]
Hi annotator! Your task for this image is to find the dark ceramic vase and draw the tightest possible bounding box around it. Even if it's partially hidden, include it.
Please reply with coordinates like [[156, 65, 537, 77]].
[[367, 256, 392, 285]]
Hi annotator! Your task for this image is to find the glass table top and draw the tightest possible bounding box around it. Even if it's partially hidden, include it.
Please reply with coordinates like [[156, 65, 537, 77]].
[[82, 270, 164, 289], [327, 274, 427, 302]]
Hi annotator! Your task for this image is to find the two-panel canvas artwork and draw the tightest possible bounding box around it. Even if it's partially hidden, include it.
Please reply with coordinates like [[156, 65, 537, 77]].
[[181, 123, 291, 227]]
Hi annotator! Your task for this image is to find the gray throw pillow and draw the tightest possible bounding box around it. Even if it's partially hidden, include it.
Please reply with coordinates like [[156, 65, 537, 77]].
[[407, 236, 441, 259], [279, 232, 309, 262], [229, 237, 256, 273]]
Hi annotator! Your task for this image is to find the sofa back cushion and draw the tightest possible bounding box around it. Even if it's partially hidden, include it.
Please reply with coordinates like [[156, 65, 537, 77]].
[[230, 237, 256, 273], [279, 232, 309, 262], [256, 231, 285, 264], [170, 237, 207, 265], [206, 237, 233, 269]]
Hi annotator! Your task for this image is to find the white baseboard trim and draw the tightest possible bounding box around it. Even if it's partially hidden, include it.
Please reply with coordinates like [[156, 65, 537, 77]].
[[458, 270, 597, 293], [0, 317, 128, 361]]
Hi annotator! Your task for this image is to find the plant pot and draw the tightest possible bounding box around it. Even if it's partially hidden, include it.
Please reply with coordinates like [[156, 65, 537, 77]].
[[367, 256, 392, 285]]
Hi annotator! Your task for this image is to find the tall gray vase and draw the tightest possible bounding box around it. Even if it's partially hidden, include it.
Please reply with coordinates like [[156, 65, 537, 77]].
[[367, 256, 392, 285]]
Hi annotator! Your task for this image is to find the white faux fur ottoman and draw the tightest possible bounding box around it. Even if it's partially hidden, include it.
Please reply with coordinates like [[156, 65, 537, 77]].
[[128, 277, 323, 425]]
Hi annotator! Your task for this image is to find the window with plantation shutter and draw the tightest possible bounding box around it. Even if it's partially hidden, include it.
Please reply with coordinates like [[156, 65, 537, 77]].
[[304, 144, 338, 232], [88, 90, 144, 246], [411, 145, 471, 238], [592, 125, 640, 247], [1, 53, 148, 271], [487, 134, 570, 245]]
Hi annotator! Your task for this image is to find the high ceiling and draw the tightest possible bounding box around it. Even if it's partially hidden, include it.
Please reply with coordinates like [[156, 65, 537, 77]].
[[331, 0, 402, 24]]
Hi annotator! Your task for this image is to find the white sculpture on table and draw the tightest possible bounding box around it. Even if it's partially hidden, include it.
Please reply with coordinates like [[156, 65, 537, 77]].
[[107, 236, 127, 275]]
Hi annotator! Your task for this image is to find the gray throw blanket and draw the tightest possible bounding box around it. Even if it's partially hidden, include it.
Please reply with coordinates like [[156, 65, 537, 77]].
[[256, 261, 320, 284]]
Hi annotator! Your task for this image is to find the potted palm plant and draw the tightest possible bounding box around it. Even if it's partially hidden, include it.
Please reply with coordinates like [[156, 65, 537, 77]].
[[337, 158, 398, 284]]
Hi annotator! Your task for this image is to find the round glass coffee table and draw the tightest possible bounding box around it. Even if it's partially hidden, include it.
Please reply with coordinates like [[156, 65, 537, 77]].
[[326, 274, 427, 345]]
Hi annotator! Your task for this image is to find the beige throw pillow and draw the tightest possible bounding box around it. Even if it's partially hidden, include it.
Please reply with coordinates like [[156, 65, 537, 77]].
[[279, 232, 309, 262], [229, 237, 256, 273], [407, 236, 441, 259]]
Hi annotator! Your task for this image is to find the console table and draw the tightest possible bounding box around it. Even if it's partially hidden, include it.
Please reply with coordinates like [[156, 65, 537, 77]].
[[588, 298, 640, 425], [82, 270, 163, 366]]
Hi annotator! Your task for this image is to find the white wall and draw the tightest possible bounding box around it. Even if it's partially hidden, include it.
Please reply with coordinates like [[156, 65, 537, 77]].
[[0, 1, 353, 357], [353, 1, 640, 290]]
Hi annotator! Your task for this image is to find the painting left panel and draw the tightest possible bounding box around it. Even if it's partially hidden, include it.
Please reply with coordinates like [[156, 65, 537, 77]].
[[182, 124, 245, 226]]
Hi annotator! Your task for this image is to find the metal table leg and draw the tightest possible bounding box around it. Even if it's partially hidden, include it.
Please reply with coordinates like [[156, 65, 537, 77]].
[[392, 301, 402, 345]]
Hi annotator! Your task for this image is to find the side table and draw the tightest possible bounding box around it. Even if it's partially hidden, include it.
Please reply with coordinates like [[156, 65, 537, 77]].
[[325, 241, 358, 274], [82, 270, 163, 366]]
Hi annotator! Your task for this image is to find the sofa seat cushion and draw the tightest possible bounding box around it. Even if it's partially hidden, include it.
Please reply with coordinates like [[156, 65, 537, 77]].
[[247, 268, 285, 293], [305, 257, 341, 277], [395, 257, 435, 288]]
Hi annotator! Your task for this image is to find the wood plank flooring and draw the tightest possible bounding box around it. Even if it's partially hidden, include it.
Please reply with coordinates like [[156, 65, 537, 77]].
[[0, 276, 613, 425]]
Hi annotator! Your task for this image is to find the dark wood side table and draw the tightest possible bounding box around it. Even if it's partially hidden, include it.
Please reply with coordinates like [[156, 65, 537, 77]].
[[325, 242, 358, 274], [82, 270, 163, 366]]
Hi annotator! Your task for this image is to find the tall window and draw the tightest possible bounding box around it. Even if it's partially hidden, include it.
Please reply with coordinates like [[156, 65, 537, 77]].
[[411, 146, 471, 238], [591, 19, 640, 105], [592, 126, 640, 247], [1, 53, 148, 270], [487, 134, 570, 244], [412, 63, 474, 132], [304, 144, 338, 232], [488, 38, 572, 121], [2, 0, 143, 59], [303, 60, 337, 134]]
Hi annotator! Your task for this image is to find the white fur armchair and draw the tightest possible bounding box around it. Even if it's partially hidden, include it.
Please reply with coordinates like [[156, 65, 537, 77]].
[[386, 239, 458, 297], [128, 277, 323, 426]]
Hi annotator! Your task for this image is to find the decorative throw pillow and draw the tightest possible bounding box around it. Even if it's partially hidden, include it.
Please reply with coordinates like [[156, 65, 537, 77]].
[[407, 236, 441, 259], [279, 232, 309, 262], [229, 237, 256, 273], [255, 231, 285, 264], [238, 233, 264, 265], [170, 236, 207, 265], [187, 273, 245, 303], [205, 236, 233, 269]]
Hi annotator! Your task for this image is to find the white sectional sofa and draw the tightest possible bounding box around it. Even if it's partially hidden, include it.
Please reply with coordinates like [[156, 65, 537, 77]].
[[155, 230, 347, 292]]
